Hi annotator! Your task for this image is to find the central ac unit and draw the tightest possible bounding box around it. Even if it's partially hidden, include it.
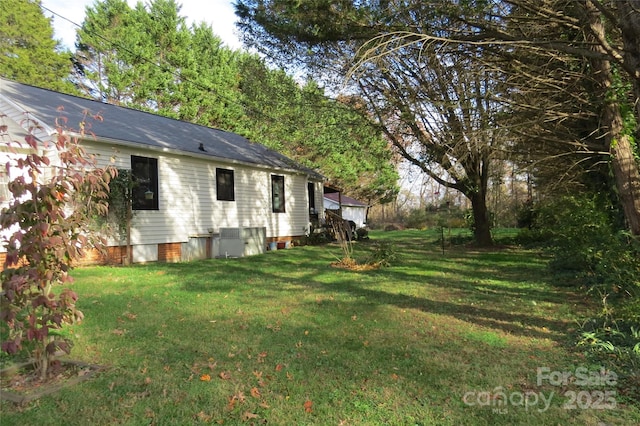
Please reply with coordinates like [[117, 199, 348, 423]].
[[219, 227, 244, 257]]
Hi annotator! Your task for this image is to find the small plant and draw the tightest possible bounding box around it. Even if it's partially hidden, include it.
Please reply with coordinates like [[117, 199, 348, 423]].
[[577, 318, 640, 402], [1, 113, 115, 379], [103, 169, 136, 263], [104, 169, 134, 240], [326, 210, 354, 262], [366, 241, 397, 267]]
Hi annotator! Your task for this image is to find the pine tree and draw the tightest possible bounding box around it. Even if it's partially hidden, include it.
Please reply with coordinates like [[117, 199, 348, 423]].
[[0, 0, 75, 92]]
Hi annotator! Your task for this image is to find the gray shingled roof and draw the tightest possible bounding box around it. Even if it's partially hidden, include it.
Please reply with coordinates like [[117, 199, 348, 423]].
[[0, 78, 323, 180], [324, 192, 368, 207]]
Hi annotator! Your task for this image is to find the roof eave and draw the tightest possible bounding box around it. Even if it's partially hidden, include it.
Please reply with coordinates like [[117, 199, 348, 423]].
[[74, 132, 323, 179]]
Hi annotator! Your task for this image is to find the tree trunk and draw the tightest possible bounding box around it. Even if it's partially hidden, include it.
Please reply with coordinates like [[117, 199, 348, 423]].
[[617, 1, 640, 124], [609, 119, 640, 235], [470, 190, 493, 246], [587, 2, 640, 235], [616, 0, 640, 235]]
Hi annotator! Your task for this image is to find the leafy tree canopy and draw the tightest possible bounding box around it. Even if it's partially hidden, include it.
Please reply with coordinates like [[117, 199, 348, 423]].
[[73, 0, 398, 201], [0, 0, 76, 92]]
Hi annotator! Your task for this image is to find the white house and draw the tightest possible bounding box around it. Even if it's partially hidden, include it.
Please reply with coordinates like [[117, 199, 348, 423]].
[[0, 78, 325, 266], [323, 191, 368, 229]]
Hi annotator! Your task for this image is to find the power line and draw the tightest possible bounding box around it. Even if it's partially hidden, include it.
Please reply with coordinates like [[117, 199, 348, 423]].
[[36, 2, 395, 192], [39, 3, 360, 130], [40, 4, 270, 121]]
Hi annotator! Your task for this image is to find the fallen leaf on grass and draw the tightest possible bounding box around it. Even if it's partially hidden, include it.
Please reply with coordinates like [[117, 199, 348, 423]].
[[242, 411, 259, 421], [227, 395, 238, 410], [304, 400, 313, 413], [195, 411, 212, 422], [200, 374, 211, 382], [227, 391, 246, 410], [219, 371, 231, 380], [275, 364, 283, 372], [250, 387, 261, 398]]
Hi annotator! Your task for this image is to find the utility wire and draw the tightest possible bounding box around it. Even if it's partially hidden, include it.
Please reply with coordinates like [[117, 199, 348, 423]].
[[40, 4, 277, 123], [37, 3, 395, 194], [39, 4, 364, 131]]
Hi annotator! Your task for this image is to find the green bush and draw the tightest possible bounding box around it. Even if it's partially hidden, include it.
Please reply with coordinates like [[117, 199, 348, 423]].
[[577, 316, 640, 402], [400, 207, 469, 230], [356, 227, 369, 240], [404, 208, 429, 229], [516, 199, 536, 229], [524, 194, 639, 310], [366, 241, 397, 267], [530, 195, 640, 395]]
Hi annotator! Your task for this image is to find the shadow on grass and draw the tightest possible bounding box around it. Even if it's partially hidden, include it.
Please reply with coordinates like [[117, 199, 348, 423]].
[[162, 253, 577, 343], [306, 278, 571, 341]]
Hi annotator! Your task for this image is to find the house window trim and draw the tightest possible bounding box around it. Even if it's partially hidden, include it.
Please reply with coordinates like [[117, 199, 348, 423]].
[[216, 168, 235, 201], [271, 174, 285, 213], [0, 167, 9, 205], [131, 155, 159, 211]]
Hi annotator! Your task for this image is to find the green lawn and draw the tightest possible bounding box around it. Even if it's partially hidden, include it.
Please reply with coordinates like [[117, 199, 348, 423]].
[[1, 229, 638, 425]]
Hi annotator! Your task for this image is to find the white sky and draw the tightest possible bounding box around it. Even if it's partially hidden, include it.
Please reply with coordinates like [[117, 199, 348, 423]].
[[40, 0, 242, 50]]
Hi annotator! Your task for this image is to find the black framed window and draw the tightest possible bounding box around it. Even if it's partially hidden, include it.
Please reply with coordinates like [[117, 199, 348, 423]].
[[216, 168, 235, 201], [271, 175, 285, 213], [131, 155, 159, 210]]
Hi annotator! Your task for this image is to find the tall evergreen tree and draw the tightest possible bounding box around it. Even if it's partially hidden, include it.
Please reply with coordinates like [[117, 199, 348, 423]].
[[126, 0, 191, 116], [73, 0, 136, 103], [238, 55, 398, 202], [0, 0, 74, 92], [178, 23, 246, 130], [75, 0, 245, 128]]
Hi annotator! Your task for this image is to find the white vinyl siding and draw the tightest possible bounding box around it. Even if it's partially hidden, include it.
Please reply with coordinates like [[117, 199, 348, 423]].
[[0, 147, 57, 253], [83, 140, 312, 244]]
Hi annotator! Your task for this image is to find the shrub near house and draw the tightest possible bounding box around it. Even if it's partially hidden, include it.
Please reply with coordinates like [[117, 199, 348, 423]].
[[1, 117, 113, 379]]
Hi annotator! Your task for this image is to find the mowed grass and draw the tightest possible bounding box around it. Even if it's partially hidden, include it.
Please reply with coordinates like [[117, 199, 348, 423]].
[[1, 229, 638, 425]]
